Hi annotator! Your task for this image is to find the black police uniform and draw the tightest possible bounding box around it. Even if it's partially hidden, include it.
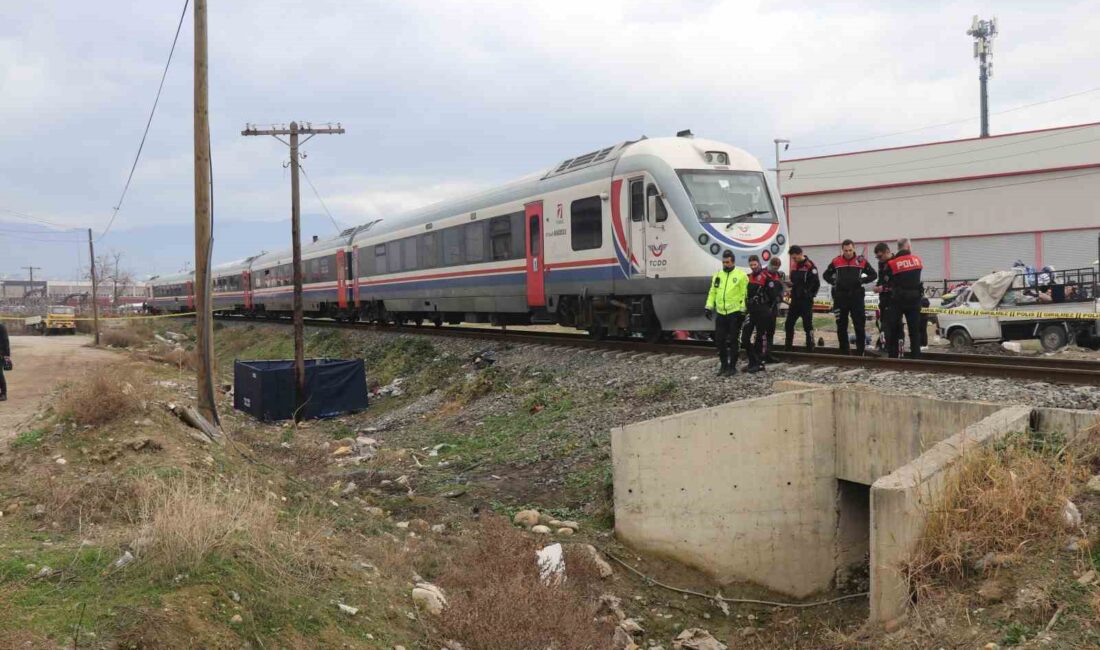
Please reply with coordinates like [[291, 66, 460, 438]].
[[876, 257, 899, 357], [746, 268, 781, 371], [881, 248, 924, 359], [823, 254, 876, 355], [784, 258, 820, 351]]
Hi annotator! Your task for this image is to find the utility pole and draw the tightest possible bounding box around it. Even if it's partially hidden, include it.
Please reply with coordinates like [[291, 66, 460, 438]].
[[87, 229, 100, 345], [194, 0, 218, 425], [772, 138, 789, 193], [21, 266, 41, 284], [242, 121, 345, 421], [967, 15, 998, 138]]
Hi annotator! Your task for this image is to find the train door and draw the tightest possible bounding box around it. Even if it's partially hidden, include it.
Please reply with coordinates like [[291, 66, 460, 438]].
[[185, 281, 195, 311], [243, 271, 252, 310], [351, 245, 360, 307], [336, 250, 348, 309], [525, 201, 545, 307], [626, 178, 648, 277]]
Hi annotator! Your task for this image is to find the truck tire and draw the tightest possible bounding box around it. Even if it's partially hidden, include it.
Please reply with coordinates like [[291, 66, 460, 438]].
[[1039, 324, 1069, 352], [947, 328, 972, 350]]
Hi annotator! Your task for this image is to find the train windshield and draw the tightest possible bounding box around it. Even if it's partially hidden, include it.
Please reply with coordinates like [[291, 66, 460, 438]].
[[678, 170, 777, 225]]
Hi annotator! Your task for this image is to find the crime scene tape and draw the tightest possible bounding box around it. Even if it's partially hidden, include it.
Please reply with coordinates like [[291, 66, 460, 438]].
[[810, 301, 1099, 321]]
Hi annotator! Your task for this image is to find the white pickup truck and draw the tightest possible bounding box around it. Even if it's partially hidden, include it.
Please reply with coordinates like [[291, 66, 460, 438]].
[[935, 268, 1099, 352]]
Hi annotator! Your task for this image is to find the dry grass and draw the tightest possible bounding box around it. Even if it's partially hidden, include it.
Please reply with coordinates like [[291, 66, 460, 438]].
[[435, 516, 614, 650], [101, 326, 148, 348], [56, 364, 148, 426], [137, 473, 277, 573], [909, 434, 1085, 587], [149, 346, 197, 371]]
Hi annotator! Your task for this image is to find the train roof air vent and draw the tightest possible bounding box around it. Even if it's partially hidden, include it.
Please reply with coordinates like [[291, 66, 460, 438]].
[[542, 141, 634, 180]]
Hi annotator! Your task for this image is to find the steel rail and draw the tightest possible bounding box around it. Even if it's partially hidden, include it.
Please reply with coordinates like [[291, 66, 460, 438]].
[[214, 316, 1100, 386]]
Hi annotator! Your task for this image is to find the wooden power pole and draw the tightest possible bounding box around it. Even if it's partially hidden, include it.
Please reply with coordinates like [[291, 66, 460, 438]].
[[193, 0, 218, 425], [242, 121, 344, 421], [87, 229, 100, 345]]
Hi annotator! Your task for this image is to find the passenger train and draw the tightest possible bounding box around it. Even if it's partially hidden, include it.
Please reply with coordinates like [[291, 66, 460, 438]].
[[148, 132, 788, 340]]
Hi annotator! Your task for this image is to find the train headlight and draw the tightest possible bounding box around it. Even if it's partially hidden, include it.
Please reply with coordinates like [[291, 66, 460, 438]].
[[709, 243, 721, 255], [705, 151, 729, 165], [698, 233, 709, 246], [776, 233, 786, 245]]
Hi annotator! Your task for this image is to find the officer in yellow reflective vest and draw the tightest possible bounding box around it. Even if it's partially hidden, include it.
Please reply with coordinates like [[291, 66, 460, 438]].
[[704, 250, 748, 376]]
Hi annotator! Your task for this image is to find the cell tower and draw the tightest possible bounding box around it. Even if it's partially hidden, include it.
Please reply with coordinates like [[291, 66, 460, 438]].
[[967, 15, 998, 138]]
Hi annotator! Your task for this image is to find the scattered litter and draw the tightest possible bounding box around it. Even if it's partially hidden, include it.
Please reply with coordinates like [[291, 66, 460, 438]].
[[411, 582, 448, 615], [114, 551, 135, 569], [337, 603, 359, 616], [536, 543, 566, 585]]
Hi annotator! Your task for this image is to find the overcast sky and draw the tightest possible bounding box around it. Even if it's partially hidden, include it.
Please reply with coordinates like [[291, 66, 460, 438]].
[[2, 0, 1098, 278]]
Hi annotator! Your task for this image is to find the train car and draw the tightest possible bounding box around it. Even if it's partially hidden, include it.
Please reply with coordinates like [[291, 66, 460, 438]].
[[147, 271, 194, 314], [245, 132, 787, 338], [211, 253, 265, 315], [249, 236, 354, 319], [348, 133, 786, 338]]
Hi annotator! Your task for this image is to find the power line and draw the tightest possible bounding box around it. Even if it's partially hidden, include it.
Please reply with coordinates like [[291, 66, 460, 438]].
[[0, 208, 72, 229], [789, 85, 1100, 152], [97, 0, 189, 242], [297, 162, 342, 233], [793, 167, 1100, 208]]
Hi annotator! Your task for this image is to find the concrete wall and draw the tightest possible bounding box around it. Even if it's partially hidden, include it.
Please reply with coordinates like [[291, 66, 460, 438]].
[[1032, 407, 1100, 443], [833, 391, 1003, 485], [612, 389, 837, 597], [869, 406, 1032, 623]]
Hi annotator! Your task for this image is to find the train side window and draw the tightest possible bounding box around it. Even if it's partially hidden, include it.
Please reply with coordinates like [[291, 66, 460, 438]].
[[570, 196, 603, 251], [320, 255, 333, 281], [402, 237, 418, 271], [629, 179, 645, 222], [529, 217, 540, 256], [489, 216, 511, 261], [419, 232, 440, 269], [465, 222, 486, 263], [647, 184, 668, 222], [510, 212, 525, 259], [386, 241, 402, 274], [443, 226, 464, 266]]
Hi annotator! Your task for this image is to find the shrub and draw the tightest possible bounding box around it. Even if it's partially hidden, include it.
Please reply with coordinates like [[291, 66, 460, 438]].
[[436, 516, 613, 649], [57, 365, 147, 426], [909, 433, 1084, 587], [102, 327, 146, 348]]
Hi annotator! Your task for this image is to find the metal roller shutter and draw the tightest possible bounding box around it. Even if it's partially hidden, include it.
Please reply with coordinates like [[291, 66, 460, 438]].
[[1042, 229, 1100, 271], [913, 239, 946, 282], [949, 233, 1035, 281]]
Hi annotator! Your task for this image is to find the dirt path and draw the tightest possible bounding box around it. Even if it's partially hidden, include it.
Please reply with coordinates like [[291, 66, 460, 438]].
[[0, 334, 118, 438]]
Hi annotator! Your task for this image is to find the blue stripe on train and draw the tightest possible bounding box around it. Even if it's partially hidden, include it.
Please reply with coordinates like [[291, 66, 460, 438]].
[[249, 264, 621, 302]]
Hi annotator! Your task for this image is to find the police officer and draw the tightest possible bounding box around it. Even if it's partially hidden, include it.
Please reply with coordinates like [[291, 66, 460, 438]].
[[823, 239, 876, 355], [872, 242, 898, 357], [881, 237, 924, 359], [704, 250, 748, 377], [739, 257, 785, 360], [765, 257, 784, 363], [784, 245, 820, 352], [745, 255, 781, 373]]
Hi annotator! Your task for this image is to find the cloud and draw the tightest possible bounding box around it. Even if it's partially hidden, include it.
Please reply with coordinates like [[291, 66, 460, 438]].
[[2, 0, 1099, 278]]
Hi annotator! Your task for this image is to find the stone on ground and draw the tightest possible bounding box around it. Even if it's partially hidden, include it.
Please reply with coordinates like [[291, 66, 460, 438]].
[[411, 582, 447, 615], [513, 509, 540, 528]]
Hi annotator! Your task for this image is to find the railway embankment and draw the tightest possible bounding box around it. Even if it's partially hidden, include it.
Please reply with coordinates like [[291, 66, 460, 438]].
[[0, 321, 1097, 648]]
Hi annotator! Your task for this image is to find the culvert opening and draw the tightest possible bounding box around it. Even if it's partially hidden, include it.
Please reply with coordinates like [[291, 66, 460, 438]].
[[612, 386, 1043, 622]]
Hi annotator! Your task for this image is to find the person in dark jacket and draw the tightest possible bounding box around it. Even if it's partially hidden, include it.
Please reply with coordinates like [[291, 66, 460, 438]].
[[0, 321, 10, 401], [880, 237, 925, 359], [783, 245, 820, 352], [823, 239, 876, 355], [765, 257, 784, 363], [745, 255, 781, 373], [872, 242, 898, 357]]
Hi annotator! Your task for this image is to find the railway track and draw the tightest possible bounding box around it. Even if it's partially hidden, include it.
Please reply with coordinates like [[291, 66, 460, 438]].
[[215, 316, 1100, 386]]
